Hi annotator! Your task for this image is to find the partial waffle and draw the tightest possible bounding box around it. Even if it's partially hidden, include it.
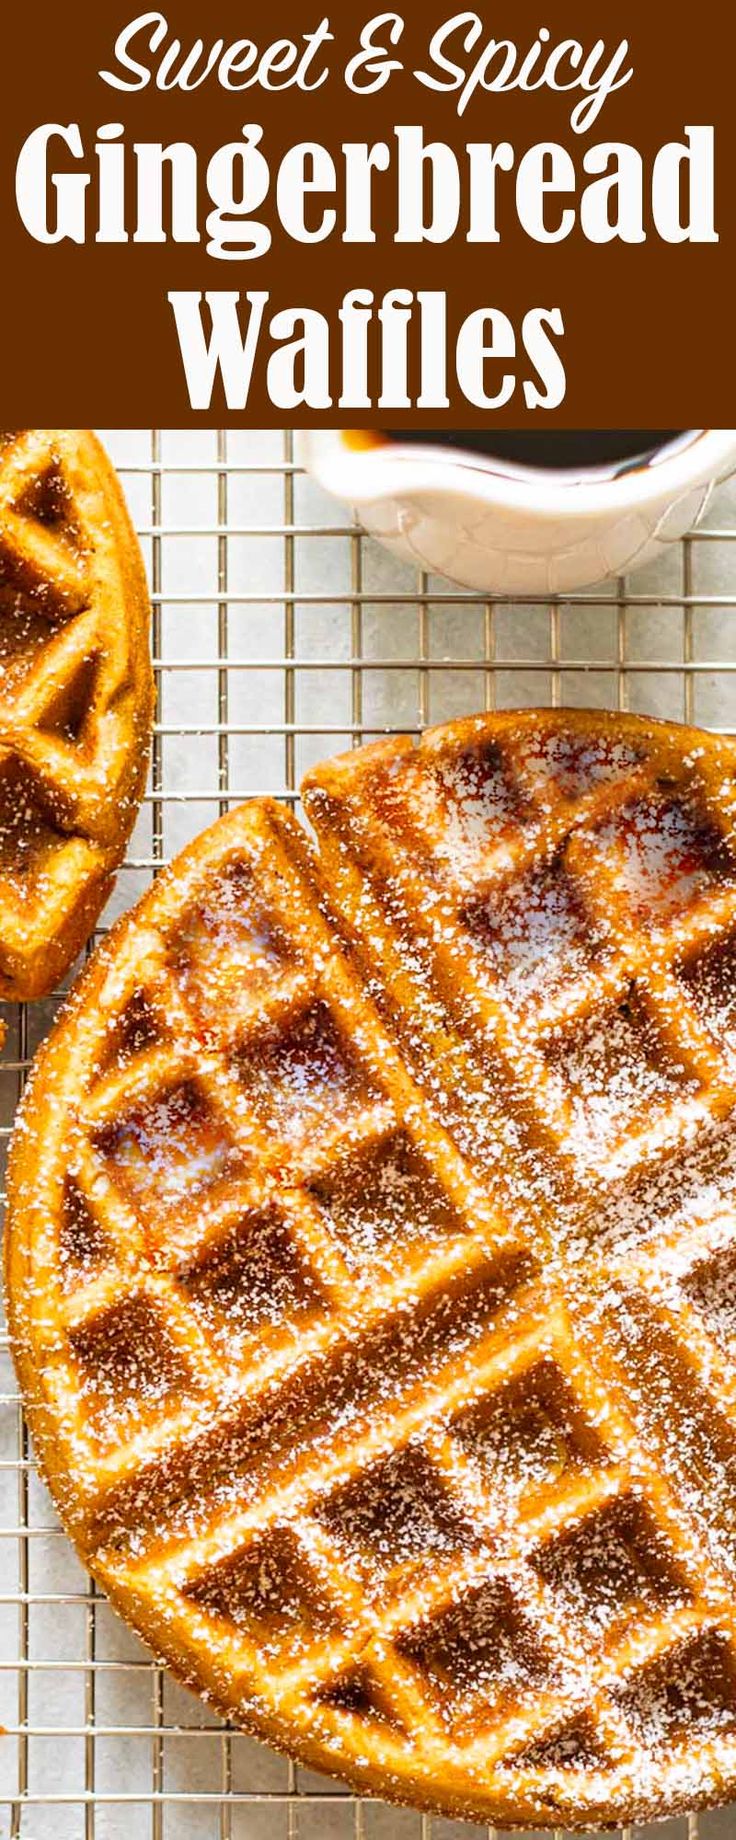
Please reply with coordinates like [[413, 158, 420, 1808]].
[[0, 430, 152, 1003], [8, 708, 736, 1830]]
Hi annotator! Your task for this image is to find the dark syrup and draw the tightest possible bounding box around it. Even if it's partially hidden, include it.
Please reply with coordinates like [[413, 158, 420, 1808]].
[[381, 430, 687, 473]]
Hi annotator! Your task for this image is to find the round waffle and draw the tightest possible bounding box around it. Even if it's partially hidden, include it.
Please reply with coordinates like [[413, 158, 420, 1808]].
[[8, 707, 736, 1829], [0, 429, 153, 1003]]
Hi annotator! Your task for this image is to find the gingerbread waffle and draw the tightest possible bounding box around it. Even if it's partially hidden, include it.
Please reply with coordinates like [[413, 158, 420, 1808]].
[[0, 429, 152, 1004], [8, 707, 736, 1829]]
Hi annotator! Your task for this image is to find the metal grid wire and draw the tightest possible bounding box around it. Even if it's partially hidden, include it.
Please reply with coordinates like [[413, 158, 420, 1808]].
[[3, 427, 736, 1840]]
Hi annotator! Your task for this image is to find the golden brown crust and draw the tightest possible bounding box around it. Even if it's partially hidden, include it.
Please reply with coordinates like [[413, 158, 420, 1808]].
[[8, 708, 736, 1828], [0, 429, 153, 1002]]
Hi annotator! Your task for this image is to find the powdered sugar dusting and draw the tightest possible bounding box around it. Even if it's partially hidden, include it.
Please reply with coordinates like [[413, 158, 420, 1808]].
[[544, 994, 701, 1166], [596, 792, 734, 923], [463, 855, 607, 1014], [524, 730, 644, 802]]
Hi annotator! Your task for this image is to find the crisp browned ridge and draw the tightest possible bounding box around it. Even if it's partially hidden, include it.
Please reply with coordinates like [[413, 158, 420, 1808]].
[[8, 708, 736, 1828], [0, 429, 153, 1003]]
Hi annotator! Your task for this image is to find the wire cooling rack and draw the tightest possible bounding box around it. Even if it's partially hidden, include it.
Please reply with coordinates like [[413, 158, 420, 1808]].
[[3, 428, 736, 1840]]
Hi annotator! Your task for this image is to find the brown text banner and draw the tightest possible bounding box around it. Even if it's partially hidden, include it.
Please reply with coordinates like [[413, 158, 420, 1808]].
[[1, 1, 734, 425]]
